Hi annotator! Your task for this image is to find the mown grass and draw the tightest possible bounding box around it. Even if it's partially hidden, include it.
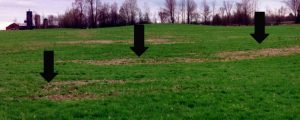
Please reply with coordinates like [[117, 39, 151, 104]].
[[0, 24, 299, 119]]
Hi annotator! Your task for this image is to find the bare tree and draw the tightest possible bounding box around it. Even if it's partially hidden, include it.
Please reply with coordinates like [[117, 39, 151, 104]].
[[110, 2, 119, 25], [240, 0, 256, 25], [143, 2, 151, 24], [73, 0, 86, 28], [284, 0, 300, 16], [153, 11, 158, 24], [277, 6, 288, 24], [186, 0, 197, 24], [278, 7, 288, 17], [219, 7, 225, 19], [164, 0, 177, 23], [129, 0, 139, 24], [119, 0, 139, 24], [211, 0, 216, 17], [86, 0, 96, 28], [266, 6, 289, 25], [95, 0, 100, 27], [119, 1, 130, 24], [97, 2, 110, 26], [223, 0, 233, 24], [193, 12, 201, 23], [201, 0, 211, 24], [159, 8, 169, 23], [138, 9, 144, 24], [283, 0, 300, 22], [180, 0, 186, 23], [241, 0, 256, 16]]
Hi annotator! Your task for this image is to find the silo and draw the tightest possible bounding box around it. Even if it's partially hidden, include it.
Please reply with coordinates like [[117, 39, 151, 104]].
[[43, 18, 49, 28], [26, 10, 33, 29], [34, 14, 41, 28]]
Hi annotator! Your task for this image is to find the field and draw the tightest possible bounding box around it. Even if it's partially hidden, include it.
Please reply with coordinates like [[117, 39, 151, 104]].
[[0, 24, 299, 119]]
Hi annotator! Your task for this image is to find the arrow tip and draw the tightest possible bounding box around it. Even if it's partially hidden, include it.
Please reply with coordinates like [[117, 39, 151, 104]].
[[130, 47, 148, 57], [40, 72, 58, 82], [251, 33, 269, 44]]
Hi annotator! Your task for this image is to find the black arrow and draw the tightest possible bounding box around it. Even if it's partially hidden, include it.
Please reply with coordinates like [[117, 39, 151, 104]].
[[251, 12, 269, 44], [131, 24, 148, 57], [40, 51, 57, 82]]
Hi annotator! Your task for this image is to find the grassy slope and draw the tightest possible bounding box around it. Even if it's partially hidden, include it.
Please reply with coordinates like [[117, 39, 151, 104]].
[[0, 24, 299, 119]]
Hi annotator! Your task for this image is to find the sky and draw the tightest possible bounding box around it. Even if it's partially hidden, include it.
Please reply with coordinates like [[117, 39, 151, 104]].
[[0, 0, 285, 30]]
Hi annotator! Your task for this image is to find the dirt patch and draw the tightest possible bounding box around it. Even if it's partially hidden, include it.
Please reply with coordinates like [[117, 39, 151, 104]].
[[31, 80, 126, 101], [32, 79, 160, 101], [77, 31, 91, 38], [56, 39, 187, 45], [32, 91, 121, 101], [65, 46, 300, 66], [0, 88, 7, 93], [69, 58, 206, 66], [42, 80, 126, 92], [48, 80, 125, 86], [43, 93, 99, 101], [49, 80, 100, 86], [147, 39, 191, 44], [57, 40, 125, 45], [217, 46, 300, 61]]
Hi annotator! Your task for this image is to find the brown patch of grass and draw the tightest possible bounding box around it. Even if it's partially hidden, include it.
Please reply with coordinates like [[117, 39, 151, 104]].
[[43, 93, 98, 101], [48, 80, 124, 86], [147, 39, 192, 44], [217, 46, 300, 61], [56, 39, 189, 45], [0, 88, 7, 93], [57, 40, 125, 45], [68, 58, 206, 66], [32, 80, 126, 101], [42, 80, 126, 92], [32, 91, 121, 101], [32, 79, 158, 101], [64, 46, 300, 66], [77, 31, 91, 38]]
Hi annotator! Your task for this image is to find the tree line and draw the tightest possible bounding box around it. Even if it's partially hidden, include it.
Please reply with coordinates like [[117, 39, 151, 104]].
[[56, 0, 300, 28]]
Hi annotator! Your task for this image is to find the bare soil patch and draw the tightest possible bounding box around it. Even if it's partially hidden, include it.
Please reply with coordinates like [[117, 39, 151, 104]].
[[44, 93, 99, 101], [56, 39, 188, 45], [33, 91, 121, 101], [42, 80, 126, 92], [69, 58, 206, 66], [57, 40, 125, 45], [48, 80, 125, 86], [33, 79, 158, 101], [77, 31, 91, 38], [147, 39, 192, 44], [0, 88, 7, 93], [217, 46, 300, 61], [32, 80, 126, 101], [66, 46, 300, 66]]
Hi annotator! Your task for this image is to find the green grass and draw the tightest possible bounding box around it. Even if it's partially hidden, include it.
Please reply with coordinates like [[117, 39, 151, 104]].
[[0, 24, 299, 119]]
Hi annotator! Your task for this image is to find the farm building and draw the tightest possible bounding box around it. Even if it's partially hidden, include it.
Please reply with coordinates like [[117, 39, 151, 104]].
[[6, 23, 19, 30], [6, 10, 34, 30], [6, 23, 27, 30], [4, 10, 57, 30]]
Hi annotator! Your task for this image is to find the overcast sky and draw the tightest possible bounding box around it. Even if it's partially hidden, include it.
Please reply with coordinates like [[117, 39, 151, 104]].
[[0, 0, 286, 29]]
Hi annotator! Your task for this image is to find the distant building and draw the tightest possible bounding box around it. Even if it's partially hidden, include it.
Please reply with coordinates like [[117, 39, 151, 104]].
[[6, 23, 19, 30], [43, 18, 48, 28], [6, 23, 27, 30], [26, 10, 33, 29], [34, 14, 41, 28], [6, 10, 34, 30], [5, 10, 59, 30]]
